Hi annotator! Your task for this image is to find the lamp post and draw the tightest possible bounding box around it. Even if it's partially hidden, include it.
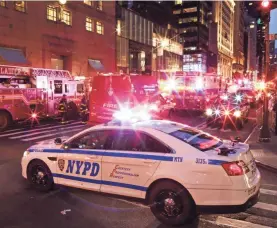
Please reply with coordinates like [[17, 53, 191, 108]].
[[259, 0, 271, 142]]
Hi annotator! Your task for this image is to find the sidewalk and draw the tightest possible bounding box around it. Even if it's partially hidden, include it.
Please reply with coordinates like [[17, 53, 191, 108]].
[[246, 126, 277, 171]]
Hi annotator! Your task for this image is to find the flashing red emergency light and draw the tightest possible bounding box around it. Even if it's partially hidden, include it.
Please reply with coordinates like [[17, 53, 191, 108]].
[[261, 0, 270, 8]]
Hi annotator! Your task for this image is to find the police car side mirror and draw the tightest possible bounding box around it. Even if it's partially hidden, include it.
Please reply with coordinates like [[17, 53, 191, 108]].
[[54, 138, 62, 145]]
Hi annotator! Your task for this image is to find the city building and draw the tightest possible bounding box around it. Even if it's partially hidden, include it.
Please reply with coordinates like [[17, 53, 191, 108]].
[[116, 1, 182, 75], [269, 40, 277, 80], [213, 0, 235, 79], [0, 1, 116, 78], [244, 12, 258, 81], [232, 1, 245, 78], [172, 1, 214, 73]]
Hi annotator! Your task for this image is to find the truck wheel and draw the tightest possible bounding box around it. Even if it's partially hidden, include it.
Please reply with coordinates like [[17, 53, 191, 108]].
[[27, 160, 54, 192], [148, 180, 196, 226], [0, 111, 11, 131]]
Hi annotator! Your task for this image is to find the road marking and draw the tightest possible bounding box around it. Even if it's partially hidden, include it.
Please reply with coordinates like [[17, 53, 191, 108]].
[[253, 202, 277, 212], [260, 188, 277, 196], [244, 124, 259, 143], [0, 121, 82, 138], [21, 126, 85, 141], [215, 216, 271, 228], [0, 124, 53, 135], [9, 124, 84, 139]]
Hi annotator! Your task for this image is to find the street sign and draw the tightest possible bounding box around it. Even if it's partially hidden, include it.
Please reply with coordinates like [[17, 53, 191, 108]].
[[269, 34, 277, 40]]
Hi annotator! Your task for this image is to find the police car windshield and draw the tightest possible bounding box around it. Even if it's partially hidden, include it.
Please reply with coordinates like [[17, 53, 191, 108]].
[[170, 129, 222, 151]]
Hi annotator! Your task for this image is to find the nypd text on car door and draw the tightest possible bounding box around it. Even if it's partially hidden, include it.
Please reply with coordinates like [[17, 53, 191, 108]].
[[55, 131, 107, 191]]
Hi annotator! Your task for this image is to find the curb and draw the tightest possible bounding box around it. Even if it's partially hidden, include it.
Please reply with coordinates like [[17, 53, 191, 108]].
[[256, 160, 277, 173]]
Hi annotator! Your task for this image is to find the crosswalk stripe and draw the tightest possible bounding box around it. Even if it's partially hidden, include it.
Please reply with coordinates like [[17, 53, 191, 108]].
[[21, 126, 85, 142], [9, 124, 84, 139], [0, 121, 82, 138], [0, 124, 54, 135], [260, 188, 277, 197], [215, 216, 271, 228], [253, 202, 277, 212]]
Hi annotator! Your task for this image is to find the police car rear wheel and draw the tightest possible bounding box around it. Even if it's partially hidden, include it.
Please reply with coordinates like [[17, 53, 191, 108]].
[[149, 181, 195, 226], [27, 160, 53, 192]]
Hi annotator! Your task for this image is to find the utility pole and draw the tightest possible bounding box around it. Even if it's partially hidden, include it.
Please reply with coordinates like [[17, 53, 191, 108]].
[[259, 0, 271, 142]]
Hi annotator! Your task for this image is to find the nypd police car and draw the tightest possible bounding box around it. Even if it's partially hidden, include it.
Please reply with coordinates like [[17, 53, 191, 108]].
[[21, 119, 261, 226]]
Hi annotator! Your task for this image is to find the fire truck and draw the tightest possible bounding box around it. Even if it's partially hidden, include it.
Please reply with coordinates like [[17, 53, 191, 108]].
[[88, 73, 175, 123], [0, 65, 84, 131], [158, 71, 222, 112]]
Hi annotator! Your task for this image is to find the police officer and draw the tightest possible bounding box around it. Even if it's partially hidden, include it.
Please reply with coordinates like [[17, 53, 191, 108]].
[[58, 94, 68, 124], [80, 95, 88, 124]]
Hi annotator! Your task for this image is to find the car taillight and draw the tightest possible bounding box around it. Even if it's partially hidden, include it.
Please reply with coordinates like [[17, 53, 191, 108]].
[[222, 161, 249, 176]]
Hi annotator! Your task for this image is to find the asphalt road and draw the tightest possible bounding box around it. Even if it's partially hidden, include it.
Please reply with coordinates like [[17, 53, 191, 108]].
[[1, 109, 277, 228]]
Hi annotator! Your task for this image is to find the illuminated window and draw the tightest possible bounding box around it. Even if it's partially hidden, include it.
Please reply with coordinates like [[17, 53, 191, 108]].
[[62, 10, 71, 25], [183, 7, 197, 13], [173, 9, 181, 14], [175, 0, 182, 5], [0, 1, 6, 7], [96, 21, 104, 35], [47, 5, 57, 21], [86, 17, 94, 32], [179, 17, 197, 24], [116, 20, 121, 36], [14, 1, 26, 12], [84, 0, 93, 6], [96, 0, 103, 10]]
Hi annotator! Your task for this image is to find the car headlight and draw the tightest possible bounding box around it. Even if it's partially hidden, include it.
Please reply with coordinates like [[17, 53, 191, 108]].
[[206, 108, 213, 116], [234, 110, 241, 117], [23, 151, 30, 157]]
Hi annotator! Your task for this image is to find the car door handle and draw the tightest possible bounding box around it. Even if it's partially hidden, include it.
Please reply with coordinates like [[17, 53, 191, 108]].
[[85, 155, 99, 160], [143, 160, 156, 164]]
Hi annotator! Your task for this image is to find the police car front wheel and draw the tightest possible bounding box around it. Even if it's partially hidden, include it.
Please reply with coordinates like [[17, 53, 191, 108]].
[[27, 160, 54, 192], [149, 181, 196, 226]]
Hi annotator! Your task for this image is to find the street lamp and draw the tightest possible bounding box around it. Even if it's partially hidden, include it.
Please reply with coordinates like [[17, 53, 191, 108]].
[[259, 0, 271, 142]]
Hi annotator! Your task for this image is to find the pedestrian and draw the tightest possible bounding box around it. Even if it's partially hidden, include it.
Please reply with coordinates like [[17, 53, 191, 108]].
[[80, 95, 88, 124], [58, 94, 68, 124]]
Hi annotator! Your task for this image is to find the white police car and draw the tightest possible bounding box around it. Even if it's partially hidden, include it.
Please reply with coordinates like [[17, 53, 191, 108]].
[[21, 119, 261, 226]]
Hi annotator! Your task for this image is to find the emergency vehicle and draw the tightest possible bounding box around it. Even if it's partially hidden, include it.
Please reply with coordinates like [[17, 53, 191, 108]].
[[0, 65, 84, 131], [22, 119, 261, 226], [158, 71, 222, 112], [89, 73, 175, 123], [205, 92, 251, 129], [89, 73, 134, 123]]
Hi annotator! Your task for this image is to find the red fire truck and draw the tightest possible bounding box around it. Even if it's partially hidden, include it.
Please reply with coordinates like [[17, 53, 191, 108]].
[[0, 65, 84, 131], [89, 73, 134, 123], [88, 73, 175, 123], [158, 71, 222, 112]]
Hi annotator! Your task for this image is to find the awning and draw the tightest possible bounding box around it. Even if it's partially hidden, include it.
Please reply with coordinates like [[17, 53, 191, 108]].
[[0, 47, 29, 65], [88, 59, 105, 72]]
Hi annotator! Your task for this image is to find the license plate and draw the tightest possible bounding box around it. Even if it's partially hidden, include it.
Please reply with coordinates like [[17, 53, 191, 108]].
[[248, 186, 256, 195]]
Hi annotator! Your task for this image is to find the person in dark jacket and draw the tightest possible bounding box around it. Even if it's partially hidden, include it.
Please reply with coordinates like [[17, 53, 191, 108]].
[[80, 95, 88, 124], [58, 94, 68, 124]]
